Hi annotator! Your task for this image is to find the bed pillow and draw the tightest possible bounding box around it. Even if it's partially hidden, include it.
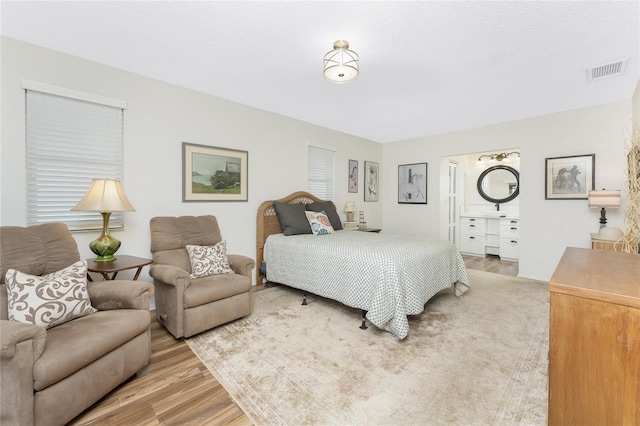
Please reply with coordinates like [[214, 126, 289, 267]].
[[273, 201, 312, 235], [305, 211, 335, 236], [5, 260, 97, 329], [306, 201, 343, 230], [186, 241, 235, 279]]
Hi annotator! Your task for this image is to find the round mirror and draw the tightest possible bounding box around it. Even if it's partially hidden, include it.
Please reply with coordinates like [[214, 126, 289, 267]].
[[477, 165, 520, 204]]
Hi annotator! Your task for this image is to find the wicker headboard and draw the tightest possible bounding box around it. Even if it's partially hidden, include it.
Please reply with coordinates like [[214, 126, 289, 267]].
[[255, 191, 324, 284]]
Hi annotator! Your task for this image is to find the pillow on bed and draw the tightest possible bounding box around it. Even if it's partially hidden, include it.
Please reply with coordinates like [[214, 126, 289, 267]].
[[305, 211, 335, 235], [273, 201, 312, 235], [306, 201, 343, 230]]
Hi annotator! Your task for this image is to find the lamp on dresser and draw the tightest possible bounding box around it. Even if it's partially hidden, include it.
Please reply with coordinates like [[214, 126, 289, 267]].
[[71, 178, 136, 262], [588, 189, 621, 229]]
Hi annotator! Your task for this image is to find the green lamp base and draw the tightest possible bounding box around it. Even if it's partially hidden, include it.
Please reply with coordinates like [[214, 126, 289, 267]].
[[89, 211, 121, 262]]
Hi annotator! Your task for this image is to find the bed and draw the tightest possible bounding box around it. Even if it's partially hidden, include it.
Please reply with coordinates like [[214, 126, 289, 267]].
[[256, 191, 469, 340]]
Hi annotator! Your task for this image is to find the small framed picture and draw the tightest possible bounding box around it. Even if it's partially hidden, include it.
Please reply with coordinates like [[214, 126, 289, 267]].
[[398, 163, 428, 204], [545, 154, 595, 200], [182, 142, 248, 202], [364, 161, 379, 202], [348, 159, 358, 193]]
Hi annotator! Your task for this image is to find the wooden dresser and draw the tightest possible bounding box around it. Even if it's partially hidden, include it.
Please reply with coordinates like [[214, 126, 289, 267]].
[[548, 247, 640, 425]]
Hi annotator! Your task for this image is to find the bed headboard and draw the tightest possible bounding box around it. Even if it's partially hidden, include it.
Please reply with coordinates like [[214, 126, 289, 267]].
[[255, 191, 324, 284]]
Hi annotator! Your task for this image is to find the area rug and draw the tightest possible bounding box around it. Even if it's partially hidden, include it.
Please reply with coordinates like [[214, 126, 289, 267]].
[[187, 270, 549, 425]]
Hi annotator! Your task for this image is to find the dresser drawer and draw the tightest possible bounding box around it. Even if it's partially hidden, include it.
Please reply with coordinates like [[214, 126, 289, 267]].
[[500, 238, 519, 260], [460, 235, 486, 255]]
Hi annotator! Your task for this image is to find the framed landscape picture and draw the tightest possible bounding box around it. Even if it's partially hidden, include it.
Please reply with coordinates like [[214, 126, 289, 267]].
[[182, 142, 248, 202], [398, 162, 428, 204], [348, 159, 358, 193], [545, 154, 595, 200], [364, 161, 379, 202]]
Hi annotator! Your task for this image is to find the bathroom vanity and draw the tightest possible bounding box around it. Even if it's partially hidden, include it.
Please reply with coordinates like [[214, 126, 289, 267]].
[[460, 213, 520, 261]]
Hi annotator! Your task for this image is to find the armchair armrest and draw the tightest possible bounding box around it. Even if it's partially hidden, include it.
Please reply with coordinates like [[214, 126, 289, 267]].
[[1, 319, 46, 360], [228, 254, 255, 279], [87, 281, 154, 311], [149, 264, 191, 286]]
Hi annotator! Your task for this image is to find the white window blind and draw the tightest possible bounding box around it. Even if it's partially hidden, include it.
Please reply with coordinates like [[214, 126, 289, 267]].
[[25, 86, 126, 231], [307, 143, 336, 200]]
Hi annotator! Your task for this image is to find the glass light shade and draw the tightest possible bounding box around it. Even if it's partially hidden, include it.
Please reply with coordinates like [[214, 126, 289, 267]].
[[71, 179, 135, 262], [323, 40, 359, 84]]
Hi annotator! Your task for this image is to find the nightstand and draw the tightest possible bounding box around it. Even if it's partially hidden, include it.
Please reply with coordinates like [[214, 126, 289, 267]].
[[359, 228, 381, 233]]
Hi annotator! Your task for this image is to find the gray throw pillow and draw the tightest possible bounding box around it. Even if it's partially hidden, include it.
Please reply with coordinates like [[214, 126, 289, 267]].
[[307, 201, 343, 230], [273, 202, 312, 235]]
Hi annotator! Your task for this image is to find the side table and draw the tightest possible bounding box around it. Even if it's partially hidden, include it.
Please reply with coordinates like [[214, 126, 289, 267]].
[[359, 228, 382, 233], [86, 255, 153, 281], [590, 237, 622, 252]]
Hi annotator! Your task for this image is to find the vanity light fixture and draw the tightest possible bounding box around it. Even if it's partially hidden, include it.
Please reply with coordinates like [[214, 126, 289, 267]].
[[477, 151, 520, 163], [323, 40, 359, 84]]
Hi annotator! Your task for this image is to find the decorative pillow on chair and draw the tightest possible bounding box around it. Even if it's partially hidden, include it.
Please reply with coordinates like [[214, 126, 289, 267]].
[[305, 211, 335, 236], [186, 240, 235, 279], [5, 260, 97, 329]]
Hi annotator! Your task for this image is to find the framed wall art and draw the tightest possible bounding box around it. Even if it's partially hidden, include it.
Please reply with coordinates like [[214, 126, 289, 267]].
[[348, 159, 358, 193], [364, 161, 379, 202], [182, 142, 248, 202], [545, 154, 595, 200], [398, 163, 428, 204]]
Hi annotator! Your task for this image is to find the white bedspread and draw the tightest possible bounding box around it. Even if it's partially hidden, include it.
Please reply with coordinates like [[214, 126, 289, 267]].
[[264, 230, 469, 340]]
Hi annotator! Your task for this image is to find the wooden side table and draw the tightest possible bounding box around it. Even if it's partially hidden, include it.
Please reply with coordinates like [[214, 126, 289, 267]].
[[86, 255, 153, 281]]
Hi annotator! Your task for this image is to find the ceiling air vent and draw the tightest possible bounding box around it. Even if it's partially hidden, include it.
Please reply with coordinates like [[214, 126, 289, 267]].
[[587, 58, 628, 82]]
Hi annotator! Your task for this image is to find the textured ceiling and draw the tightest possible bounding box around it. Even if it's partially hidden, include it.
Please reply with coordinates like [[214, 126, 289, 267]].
[[2, 1, 639, 143]]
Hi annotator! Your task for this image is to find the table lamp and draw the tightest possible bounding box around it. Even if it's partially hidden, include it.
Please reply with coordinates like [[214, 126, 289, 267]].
[[344, 201, 357, 222], [71, 179, 136, 262], [588, 189, 621, 229]]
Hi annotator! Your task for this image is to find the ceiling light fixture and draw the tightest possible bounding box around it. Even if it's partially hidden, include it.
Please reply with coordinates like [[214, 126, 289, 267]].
[[323, 40, 359, 84], [477, 151, 520, 163]]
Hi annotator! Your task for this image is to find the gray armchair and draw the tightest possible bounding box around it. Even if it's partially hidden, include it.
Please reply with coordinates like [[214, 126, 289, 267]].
[[149, 215, 254, 339], [0, 223, 153, 426]]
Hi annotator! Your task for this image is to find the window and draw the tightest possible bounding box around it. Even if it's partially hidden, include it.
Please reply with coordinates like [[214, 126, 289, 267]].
[[307, 142, 336, 200], [23, 80, 127, 230]]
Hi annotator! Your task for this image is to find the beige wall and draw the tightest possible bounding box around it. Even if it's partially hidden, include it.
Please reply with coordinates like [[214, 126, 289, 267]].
[[0, 37, 383, 283], [383, 99, 634, 281]]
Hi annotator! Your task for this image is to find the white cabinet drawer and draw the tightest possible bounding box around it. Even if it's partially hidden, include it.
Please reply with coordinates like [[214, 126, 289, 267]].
[[500, 223, 520, 238], [461, 220, 486, 235], [460, 235, 486, 255], [500, 238, 519, 260]]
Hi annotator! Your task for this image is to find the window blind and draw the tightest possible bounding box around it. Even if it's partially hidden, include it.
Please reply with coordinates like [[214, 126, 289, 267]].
[[307, 143, 336, 200], [25, 88, 126, 230]]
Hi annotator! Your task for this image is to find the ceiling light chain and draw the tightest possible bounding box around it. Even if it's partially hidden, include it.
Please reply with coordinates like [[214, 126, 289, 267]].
[[323, 40, 359, 84]]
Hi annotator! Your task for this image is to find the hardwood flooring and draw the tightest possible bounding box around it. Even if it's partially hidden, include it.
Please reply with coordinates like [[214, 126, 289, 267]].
[[69, 256, 517, 425]]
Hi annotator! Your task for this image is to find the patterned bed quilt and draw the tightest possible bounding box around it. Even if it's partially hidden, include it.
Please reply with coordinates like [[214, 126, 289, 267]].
[[264, 230, 469, 340]]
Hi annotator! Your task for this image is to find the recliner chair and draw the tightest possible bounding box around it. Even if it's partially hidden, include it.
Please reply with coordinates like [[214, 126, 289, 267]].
[[149, 215, 254, 339], [0, 223, 153, 426]]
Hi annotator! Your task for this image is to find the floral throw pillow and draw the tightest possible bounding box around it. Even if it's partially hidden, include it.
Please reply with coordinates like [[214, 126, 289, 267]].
[[305, 211, 335, 236], [5, 260, 97, 329], [186, 240, 235, 279]]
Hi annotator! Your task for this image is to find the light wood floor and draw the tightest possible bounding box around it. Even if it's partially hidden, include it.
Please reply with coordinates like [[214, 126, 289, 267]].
[[70, 256, 517, 425]]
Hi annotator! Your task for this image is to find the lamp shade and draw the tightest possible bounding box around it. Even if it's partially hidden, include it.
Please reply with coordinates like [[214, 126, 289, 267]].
[[72, 179, 135, 212], [323, 40, 359, 84], [587, 190, 621, 208], [344, 201, 357, 213]]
